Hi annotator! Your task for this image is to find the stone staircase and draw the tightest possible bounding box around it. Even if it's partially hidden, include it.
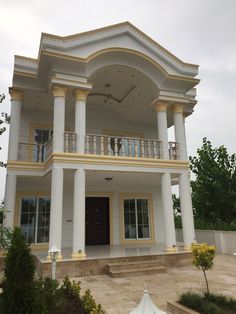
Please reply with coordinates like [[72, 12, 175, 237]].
[[106, 259, 167, 278]]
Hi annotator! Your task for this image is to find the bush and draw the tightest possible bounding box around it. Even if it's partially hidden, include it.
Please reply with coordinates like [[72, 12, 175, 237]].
[[2, 227, 36, 314], [179, 291, 236, 314], [0, 227, 13, 254]]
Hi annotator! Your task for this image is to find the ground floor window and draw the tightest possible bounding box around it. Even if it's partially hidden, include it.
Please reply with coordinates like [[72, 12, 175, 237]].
[[124, 198, 150, 240], [20, 196, 50, 243]]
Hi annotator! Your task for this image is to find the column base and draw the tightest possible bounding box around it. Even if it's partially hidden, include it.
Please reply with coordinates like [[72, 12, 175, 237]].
[[46, 253, 63, 261], [183, 245, 192, 252], [165, 246, 178, 253], [71, 251, 86, 259]]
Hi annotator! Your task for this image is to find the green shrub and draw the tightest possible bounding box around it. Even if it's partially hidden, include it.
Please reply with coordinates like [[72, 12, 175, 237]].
[[179, 291, 236, 314], [0, 227, 13, 254], [2, 227, 36, 314], [179, 291, 204, 312], [82, 289, 105, 314]]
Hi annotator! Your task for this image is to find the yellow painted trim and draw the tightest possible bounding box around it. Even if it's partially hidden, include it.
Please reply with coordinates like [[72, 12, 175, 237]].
[[86, 192, 114, 245], [7, 153, 190, 172], [41, 49, 199, 85], [119, 193, 155, 245], [14, 71, 37, 78], [31, 243, 49, 251]]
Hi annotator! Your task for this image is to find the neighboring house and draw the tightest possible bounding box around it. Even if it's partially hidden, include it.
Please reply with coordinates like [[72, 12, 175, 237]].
[[4, 22, 199, 259]]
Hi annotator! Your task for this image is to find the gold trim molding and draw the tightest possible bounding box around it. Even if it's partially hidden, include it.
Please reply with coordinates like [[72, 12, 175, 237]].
[[153, 102, 168, 112], [52, 85, 68, 98], [74, 89, 90, 102], [172, 104, 184, 113], [9, 88, 24, 101]]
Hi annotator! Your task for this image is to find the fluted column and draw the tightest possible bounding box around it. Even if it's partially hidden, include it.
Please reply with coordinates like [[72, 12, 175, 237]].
[[154, 102, 169, 159], [179, 172, 196, 250], [74, 89, 90, 153], [8, 88, 23, 160], [161, 173, 177, 252], [52, 86, 67, 153], [48, 167, 64, 258], [172, 104, 188, 160], [3, 174, 17, 228], [71, 168, 86, 259]]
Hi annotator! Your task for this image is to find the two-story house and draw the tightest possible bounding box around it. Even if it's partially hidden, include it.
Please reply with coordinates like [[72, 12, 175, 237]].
[[4, 22, 199, 260]]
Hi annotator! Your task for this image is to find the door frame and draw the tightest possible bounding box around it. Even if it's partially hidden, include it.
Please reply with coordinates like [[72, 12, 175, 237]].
[[86, 192, 114, 245]]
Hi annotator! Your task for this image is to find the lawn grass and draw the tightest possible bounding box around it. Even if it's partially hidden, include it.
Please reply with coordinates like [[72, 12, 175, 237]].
[[179, 291, 236, 314]]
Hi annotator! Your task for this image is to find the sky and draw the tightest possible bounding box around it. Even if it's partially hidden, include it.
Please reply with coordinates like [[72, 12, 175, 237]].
[[0, 0, 236, 199]]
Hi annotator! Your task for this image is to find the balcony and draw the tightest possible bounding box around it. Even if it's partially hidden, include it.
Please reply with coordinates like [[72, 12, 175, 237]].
[[17, 132, 179, 162]]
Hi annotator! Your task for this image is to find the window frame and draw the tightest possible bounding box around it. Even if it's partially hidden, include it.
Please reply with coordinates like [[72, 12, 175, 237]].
[[19, 195, 51, 244], [120, 193, 155, 244]]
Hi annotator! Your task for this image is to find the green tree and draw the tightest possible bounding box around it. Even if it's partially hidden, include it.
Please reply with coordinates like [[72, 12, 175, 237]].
[[191, 243, 215, 294], [0, 94, 10, 168], [189, 138, 236, 222], [2, 227, 36, 314]]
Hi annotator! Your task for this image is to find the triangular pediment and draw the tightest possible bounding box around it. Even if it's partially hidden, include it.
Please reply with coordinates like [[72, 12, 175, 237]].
[[40, 22, 198, 77]]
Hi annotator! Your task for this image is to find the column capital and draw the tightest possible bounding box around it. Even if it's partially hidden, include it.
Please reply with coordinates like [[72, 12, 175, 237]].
[[172, 103, 184, 113], [153, 102, 168, 112], [74, 89, 90, 102], [52, 85, 68, 98], [9, 88, 24, 101]]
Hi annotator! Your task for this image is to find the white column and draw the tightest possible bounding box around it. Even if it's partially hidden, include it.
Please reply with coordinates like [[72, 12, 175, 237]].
[[74, 89, 89, 154], [179, 172, 196, 250], [48, 167, 64, 258], [154, 102, 169, 159], [8, 88, 23, 160], [161, 173, 177, 252], [3, 174, 17, 228], [173, 104, 188, 160], [71, 169, 86, 258], [52, 86, 67, 153]]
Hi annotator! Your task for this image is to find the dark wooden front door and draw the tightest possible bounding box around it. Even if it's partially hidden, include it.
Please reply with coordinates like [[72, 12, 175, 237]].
[[85, 197, 110, 245]]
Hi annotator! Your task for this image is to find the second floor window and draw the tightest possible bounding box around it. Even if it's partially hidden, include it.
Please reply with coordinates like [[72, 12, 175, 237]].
[[33, 128, 53, 162]]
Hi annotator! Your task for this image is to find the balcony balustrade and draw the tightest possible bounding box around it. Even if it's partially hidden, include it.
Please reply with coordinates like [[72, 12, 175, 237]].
[[17, 133, 179, 162]]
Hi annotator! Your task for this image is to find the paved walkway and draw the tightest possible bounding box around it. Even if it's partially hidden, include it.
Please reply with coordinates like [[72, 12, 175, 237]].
[[72, 254, 236, 314]]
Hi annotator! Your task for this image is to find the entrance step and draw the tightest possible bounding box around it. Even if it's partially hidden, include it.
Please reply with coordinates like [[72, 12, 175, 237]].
[[106, 260, 167, 278]]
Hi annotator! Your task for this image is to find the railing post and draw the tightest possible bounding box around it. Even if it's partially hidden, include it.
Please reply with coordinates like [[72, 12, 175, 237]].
[[114, 137, 118, 156], [64, 133, 69, 152], [85, 135, 90, 154], [141, 140, 145, 158], [128, 139, 132, 157], [153, 141, 158, 159], [100, 136, 104, 155], [147, 140, 151, 158], [71, 133, 76, 153], [93, 136, 97, 154], [108, 137, 112, 156], [121, 138, 125, 156]]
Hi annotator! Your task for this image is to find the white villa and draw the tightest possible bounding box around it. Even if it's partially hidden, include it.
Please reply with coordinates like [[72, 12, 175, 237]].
[[4, 22, 199, 260]]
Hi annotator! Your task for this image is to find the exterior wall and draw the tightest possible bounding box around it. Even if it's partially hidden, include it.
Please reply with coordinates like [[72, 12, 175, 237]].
[[19, 108, 53, 144], [15, 175, 165, 248], [176, 228, 236, 255]]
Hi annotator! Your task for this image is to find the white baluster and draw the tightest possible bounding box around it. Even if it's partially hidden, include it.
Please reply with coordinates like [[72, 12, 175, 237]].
[[128, 139, 132, 157], [100, 136, 104, 155], [153, 141, 158, 158], [93, 136, 97, 154], [114, 137, 118, 156], [85, 135, 90, 154], [121, 138, 125, 156], [64, 133, 69, 152], [134, 139, 138, 157], [108, 137, 112, 155], [141, 140, 145, 158], [72, 133, 76, 153], [147, 140, 151, 158]]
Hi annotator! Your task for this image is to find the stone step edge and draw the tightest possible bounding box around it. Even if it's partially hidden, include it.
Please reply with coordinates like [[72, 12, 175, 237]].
[[107, 265, 167, 274], [106, 260, 162, 268]]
